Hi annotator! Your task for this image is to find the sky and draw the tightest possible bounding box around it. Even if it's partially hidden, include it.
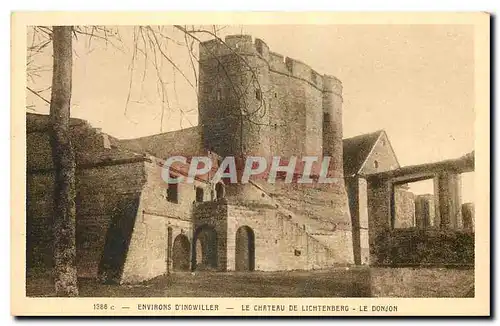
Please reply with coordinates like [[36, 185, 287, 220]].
[[26, 24, 475, 202]]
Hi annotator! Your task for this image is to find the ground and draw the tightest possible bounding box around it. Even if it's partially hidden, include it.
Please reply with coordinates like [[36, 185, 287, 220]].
[[27, 268, 370, 297], [26, 267, 474, 298]]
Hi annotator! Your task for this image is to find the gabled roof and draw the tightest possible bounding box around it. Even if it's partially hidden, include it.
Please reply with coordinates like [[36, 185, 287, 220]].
[[342, 130, 384, 176]]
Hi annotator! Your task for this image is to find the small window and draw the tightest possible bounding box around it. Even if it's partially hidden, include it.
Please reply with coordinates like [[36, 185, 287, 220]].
[[381, 139, 386, 146], [215, 182, 225, 200], [255, 89, 262, 101], [167, 175, 178, 203], [323, 112, 331, 124], [216, 89, 222, 101], [311, 71, 317, 84], [274, 92, 277, 98], [374, 160, 379, 168], [294, 249, 301, 256], [195, 187, 204, 202]]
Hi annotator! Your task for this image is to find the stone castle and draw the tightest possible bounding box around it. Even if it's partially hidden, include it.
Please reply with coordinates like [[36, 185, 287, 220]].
[[26, 35, 475, 284]]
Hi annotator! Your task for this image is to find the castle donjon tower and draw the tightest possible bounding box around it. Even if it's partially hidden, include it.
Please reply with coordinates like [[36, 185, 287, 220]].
[[198, 35, 354, 265]]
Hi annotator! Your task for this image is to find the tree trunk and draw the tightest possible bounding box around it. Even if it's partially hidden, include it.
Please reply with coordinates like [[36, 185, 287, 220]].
[[49, 26, 78, 296]]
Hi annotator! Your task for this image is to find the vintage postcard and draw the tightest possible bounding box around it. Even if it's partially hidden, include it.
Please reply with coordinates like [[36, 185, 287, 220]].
[[11, 12, 490, 316]]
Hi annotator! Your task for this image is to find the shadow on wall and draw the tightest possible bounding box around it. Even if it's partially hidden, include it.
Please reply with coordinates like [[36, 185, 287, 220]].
[[98, 193, 141, 284], [192, 224, 218, 271], [371, 228, 474, 266]]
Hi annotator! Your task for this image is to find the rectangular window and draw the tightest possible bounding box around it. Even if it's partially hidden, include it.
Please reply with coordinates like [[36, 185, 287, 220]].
[[216, 89, 222, 101], [167, 176, 179, 203], [255, 89, 262, 101], [195, 187, 204, 202]]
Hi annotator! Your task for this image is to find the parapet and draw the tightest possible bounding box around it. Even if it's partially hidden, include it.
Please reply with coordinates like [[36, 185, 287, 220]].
[[199, 34, 342, 94], [322, 75, 343, 96], [199, 34, 268, 62], [268, 52, 326, 90]]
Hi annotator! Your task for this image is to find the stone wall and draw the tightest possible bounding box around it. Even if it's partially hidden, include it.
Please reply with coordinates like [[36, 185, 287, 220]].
[[462, 203, 475, 231], [120, 126, 204, 159], [346, 177, 370, 265], [371, 228, 474, 266], [198, 34, 344, 168], [366, 175, 474, 266], [415, 194, 437, 228], [26, 118, 149, 279], [119, 161, 210, 283], [193, 201, 229, 271], [226, 205, 344, 271], [393, 187, 416, 228], [370, 267, 474, 297]]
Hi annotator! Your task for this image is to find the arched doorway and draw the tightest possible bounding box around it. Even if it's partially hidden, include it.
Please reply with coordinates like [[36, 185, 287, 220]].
[[193, 225, 218, 271], [172, 234, 190, 271], [235, 226, 255, 271]]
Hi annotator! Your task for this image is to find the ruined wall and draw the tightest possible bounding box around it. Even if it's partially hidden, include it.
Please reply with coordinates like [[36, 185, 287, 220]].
[[366, 177, 392, 265], [415, 194, 437, 228], [371, 228, 474, 266], [367, 175, 474, 266], [120, 126, 204, 159], [462, 203, 475, 231], [346, 177, 370, 265], [393, 187, 416, 228], [26, 116, 148, 278], [435, 172, 463, 229]]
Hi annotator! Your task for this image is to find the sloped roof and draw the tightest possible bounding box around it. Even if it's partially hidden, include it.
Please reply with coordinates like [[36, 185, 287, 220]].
[[26, 113, 150, 169], [26, 112, 88, 132], [342, 130, 384, 176], [119, 125, 204, 159]]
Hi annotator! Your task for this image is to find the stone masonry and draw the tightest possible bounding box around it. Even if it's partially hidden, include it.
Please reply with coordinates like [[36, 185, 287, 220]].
[[27, 34, 356, 284], [26, 34, 474, 284]]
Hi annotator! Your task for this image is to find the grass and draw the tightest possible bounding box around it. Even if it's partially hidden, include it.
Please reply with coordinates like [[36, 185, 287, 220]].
[[26, 266, 474, 298], [27, 267, 371, 297]]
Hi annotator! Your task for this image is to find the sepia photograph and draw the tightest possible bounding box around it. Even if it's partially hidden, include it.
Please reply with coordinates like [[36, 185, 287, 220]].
[[11, 12, 490, 316]]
